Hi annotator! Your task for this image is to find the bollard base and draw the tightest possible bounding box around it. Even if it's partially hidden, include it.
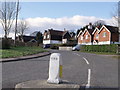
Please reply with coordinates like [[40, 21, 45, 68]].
[[47, 79, 62, 84], [15, 80, 80, 89]]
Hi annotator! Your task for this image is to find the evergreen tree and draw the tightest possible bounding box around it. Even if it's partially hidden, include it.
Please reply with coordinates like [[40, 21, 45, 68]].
[[36, 32, 43, 46]]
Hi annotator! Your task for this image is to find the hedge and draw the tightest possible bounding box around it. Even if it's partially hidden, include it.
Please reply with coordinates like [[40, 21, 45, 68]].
[[0, 39, 11, 49], [80, 44, 119, 54]]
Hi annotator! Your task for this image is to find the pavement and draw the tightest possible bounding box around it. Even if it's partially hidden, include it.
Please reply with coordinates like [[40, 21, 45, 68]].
[[1, 51, 51, 63]]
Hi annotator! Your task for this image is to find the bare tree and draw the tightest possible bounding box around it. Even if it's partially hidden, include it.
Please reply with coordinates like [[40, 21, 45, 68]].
[[93, 20, 106, 27], [118, 2, 120, 43], [0, 1, 16, 39], [111, 2, 119, 26], [17, 19, 28, 42], [114, 2, 120, 43]]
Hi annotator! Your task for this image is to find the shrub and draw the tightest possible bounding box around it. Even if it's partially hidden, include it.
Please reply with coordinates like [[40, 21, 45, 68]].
[[25, 42, 37, 47], [0, 38, 11, 49], [15, 41, 25, 46]]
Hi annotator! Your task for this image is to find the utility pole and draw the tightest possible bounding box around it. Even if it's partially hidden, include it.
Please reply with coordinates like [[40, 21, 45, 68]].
[[118, 2, 120, 43], [14, 0, 19, 46]]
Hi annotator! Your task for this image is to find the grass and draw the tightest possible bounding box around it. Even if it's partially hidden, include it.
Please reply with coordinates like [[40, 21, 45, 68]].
[[0, 46, 47, 58]]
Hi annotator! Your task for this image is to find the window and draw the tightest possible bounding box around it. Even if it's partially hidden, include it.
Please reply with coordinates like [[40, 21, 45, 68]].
[[81, 36, 83, 40], [96, 34, 98, 39], [86, 35, 88, 39], [103, 32, 106, 37], [44, 36, 46, 39], [47, 34, 50, 39]]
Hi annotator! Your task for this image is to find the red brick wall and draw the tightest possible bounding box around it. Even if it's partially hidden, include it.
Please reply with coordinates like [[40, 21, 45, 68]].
[[83, 31, 91, 43], [99, 27, 110, 42]]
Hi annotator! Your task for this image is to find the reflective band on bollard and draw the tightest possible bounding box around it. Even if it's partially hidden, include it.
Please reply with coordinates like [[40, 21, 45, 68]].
[[59, 65, 62, 78]]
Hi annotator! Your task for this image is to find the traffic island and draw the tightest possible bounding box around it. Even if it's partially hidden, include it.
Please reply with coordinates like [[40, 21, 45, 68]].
[[15, 80, 80, 89]]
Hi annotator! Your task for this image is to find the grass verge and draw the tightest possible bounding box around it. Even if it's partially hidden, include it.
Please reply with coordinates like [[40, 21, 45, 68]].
[[0, 46, 47, 58]]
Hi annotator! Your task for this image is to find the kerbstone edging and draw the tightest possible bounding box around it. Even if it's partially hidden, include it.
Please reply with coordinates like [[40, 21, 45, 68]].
[[15, 80, 80, 89], [1, 52, 51, 63]]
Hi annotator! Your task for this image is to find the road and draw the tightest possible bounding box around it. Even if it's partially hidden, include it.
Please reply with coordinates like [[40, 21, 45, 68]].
[[2, 50, 118, 89]]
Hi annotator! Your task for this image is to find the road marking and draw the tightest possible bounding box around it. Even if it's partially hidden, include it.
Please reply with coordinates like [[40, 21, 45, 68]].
[[86, 69, 91, 88], [83, 57, 89, 65], [73, 53, 89, 65], [73, 53, 91, 88], [73, 53, 81, 56]]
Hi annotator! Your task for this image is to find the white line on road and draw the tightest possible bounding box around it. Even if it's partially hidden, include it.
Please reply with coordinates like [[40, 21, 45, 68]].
[[73, 53, 89, 65], [86, 69, 91, 88], [73, 53, 91, 88], [83, 57, 89, 65], [73, 53, 81, 56]]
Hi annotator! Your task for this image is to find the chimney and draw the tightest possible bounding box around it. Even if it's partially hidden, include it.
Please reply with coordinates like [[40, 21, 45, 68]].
[[64, 28, 66, 31], [88, 23, 93, 29]]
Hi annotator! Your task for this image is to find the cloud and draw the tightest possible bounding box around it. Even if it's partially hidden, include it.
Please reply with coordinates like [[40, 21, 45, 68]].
[[0, 15, 117, 39]]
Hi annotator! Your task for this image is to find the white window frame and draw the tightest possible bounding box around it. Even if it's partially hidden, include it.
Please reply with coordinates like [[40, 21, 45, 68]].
[[96, 34, 98, 39], [103, 32, 106, 37], [47, 34, 50, 39], [81, 36, 83, 40], [86, 35, 88, 39], [44, 36, 46, 39]]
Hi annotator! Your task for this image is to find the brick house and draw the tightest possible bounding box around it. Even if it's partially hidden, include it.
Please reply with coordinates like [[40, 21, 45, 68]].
[[92, 26, 101, 45], [78, 28, 94, 45], [78, 24, 119, 45], [98, 25, 119, 44], [77, 30, 84, 44]]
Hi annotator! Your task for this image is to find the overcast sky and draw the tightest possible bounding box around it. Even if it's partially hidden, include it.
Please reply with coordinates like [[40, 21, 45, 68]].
[[0, 2, 118, 39]]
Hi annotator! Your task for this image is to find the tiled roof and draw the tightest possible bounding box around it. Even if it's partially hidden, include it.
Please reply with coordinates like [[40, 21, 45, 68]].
[[104, 25, 119, 33], [17, 35, 36, 42], [48, 29, 63, 36]]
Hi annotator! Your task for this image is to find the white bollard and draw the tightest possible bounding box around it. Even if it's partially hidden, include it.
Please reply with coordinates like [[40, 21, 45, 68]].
[[47, 53, 62, 84]]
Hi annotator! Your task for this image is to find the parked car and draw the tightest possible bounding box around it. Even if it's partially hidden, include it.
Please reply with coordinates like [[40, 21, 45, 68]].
[[43, 44, 51, 49], [72, 44, 81, 51]]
